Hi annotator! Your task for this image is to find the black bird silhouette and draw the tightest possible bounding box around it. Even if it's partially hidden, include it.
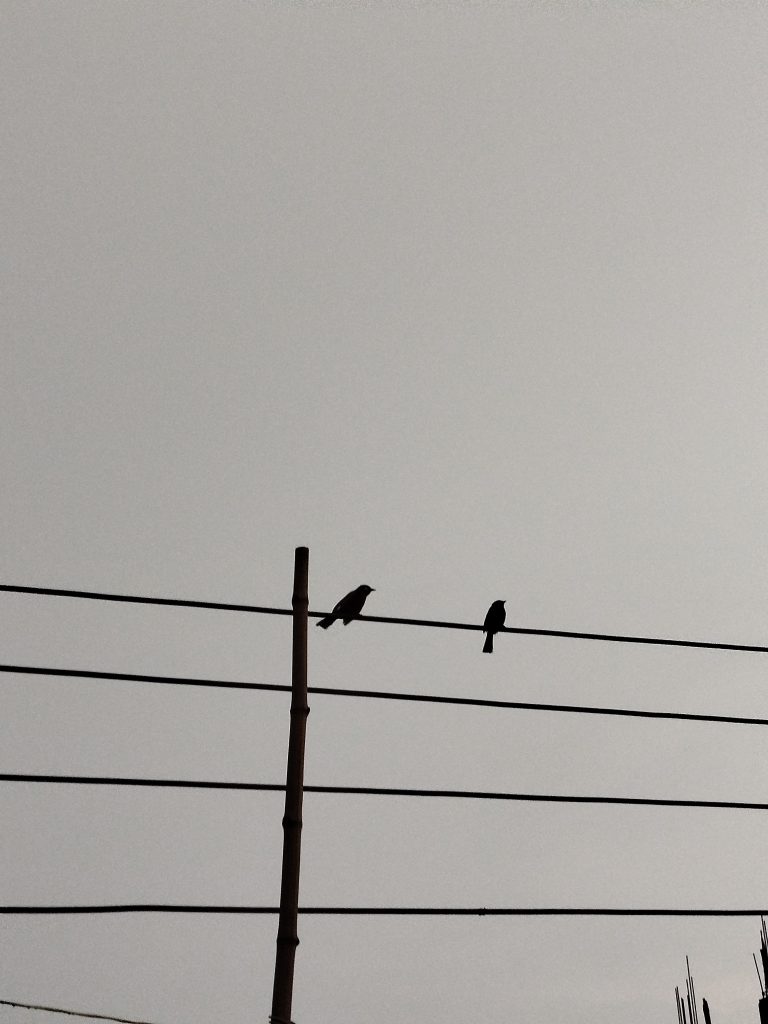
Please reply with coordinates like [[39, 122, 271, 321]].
[[316, 585, 375, 629], [482, 600, 506, 653]]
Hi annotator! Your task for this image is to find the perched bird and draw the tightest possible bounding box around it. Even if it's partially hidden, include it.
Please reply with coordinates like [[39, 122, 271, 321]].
[[316, 585, 375, 629], [482, 600, 506, 653]]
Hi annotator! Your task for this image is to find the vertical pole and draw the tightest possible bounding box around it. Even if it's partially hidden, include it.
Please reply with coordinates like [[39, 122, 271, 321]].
[[271, 546, 309, 1024]]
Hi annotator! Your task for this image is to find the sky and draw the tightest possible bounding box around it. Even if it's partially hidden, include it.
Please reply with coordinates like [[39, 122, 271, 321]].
[[3, 2, 768, 1022]]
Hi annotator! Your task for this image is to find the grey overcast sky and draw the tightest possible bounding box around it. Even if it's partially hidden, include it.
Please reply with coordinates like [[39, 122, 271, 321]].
[[3, 2, 768, 1023]]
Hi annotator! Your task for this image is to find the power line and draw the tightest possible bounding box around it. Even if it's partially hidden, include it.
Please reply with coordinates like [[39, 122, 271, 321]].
[[0, 774, 282, 791], [309, 685, 768, 729], [0, 585, 291, 619], [1, 905, 767, 917], [307, 787, 768, 811], [0, 998, 159, 1024], [0, 663, 284, 693], [2, 584, 767, 653], [3, 662, 768, 730], [4, 773, 768, 813]]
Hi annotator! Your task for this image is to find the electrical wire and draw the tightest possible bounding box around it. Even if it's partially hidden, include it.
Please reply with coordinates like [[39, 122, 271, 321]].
[[2, 584, 767, 652], [0, 585, 290, 618], [7, 583, 768, 1007], [4, 773, 768, 812], [0, 774, 282, 791], [0, 664, 283, 693], [1, 906, 767, 917], [310, 686, 768, 728], [2, 663, 768, 729], [0, 998, 159, 1024]]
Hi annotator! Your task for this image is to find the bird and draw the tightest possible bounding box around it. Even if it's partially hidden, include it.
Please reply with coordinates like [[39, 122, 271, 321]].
[[482, 600, 506, 653], [316, 585, 375, 628]]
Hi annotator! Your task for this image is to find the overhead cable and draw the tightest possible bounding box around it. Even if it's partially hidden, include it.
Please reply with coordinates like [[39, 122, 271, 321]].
[[0, 774, 282, 791], [4, 773, 768, 812], [0, 998, 159, 1024], [0, 585, 289, 618], [1, 905, 767, 917], [0, 663, 283, 693], [2, 663, 768, 730], [1, 584, 767, 653]]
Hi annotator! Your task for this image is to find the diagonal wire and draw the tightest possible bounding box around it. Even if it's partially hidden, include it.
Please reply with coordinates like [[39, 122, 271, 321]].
[[0, 585, 290, 619], [0, 998, 160, 1024], [0, 664, 282, 693], [2, 663, 768, 729], [2, 584, 768, 652], [4, 774, 768, 812]]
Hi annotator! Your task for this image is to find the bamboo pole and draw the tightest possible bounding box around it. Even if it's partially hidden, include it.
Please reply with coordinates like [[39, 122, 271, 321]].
[[270, 547, 309, 1024]]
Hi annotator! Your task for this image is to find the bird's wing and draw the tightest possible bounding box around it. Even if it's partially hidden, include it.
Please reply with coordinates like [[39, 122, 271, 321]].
[[345, 590, 368, 618], [331, 589, 356, 616]]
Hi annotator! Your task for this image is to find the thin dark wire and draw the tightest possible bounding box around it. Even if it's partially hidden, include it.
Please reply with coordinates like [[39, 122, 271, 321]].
[[4, 774, 768, 812], [0, 774, 283, 792], [1, 905, 767, 917], [0, 663, 285, 694], [0, 585, 291, 619], [2, 663, 768, 729], [0, 998, 159, 1024], [310, 685, 768, 728], [306, 788, 768, 811], [2, 584, 767, 653]]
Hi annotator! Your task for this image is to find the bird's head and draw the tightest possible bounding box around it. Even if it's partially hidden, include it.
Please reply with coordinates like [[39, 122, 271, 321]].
[[360, 585, 375, 593]]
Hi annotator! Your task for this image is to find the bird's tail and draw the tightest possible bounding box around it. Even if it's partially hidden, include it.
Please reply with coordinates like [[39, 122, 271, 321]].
[[482, 632, 494, 654], [316, 616, 335, 629]]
